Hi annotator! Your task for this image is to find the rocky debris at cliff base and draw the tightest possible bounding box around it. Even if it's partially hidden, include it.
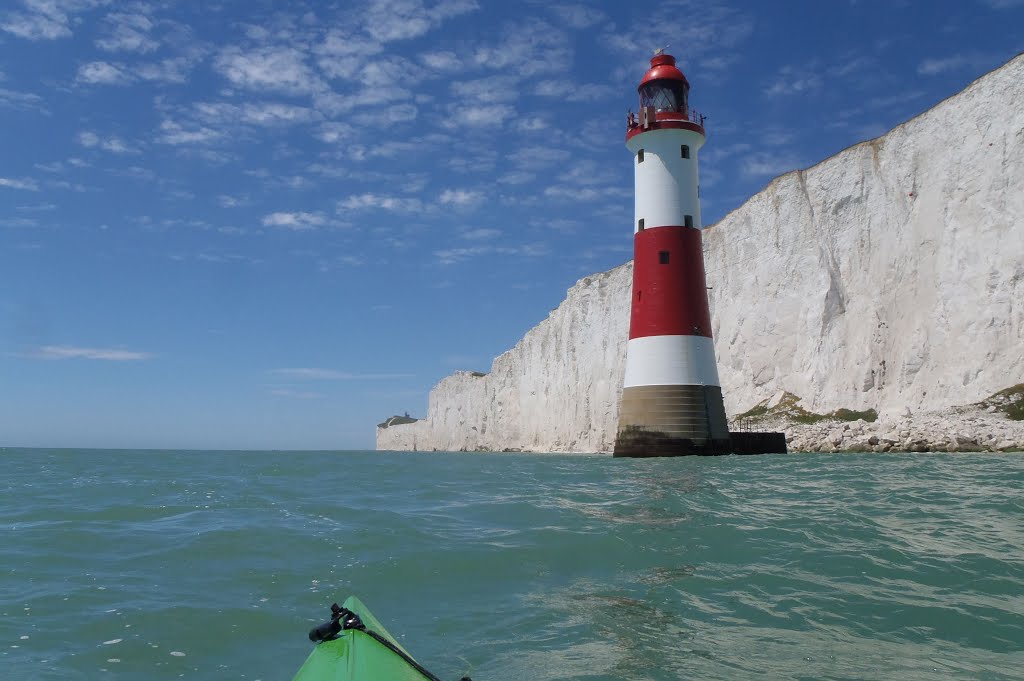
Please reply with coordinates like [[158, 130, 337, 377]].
[[735, 405, 1024, 453]]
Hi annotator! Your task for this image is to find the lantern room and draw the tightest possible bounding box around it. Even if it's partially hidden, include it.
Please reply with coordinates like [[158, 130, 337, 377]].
[[638, 54, 689, 114]]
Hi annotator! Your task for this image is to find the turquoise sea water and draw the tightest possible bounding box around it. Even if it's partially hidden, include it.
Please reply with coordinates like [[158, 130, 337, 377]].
[[2, 449, 1023, 681]]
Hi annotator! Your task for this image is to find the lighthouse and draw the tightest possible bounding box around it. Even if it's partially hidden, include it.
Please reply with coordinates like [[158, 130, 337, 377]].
[[613, 53, 732, 457]]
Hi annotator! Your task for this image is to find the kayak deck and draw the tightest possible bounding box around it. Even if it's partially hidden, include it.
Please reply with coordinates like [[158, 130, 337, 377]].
[[292, 596, 436, 681]]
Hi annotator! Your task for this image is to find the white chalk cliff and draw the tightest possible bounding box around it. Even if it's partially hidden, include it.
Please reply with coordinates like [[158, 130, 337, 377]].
[[378, 54, 1024, 453]]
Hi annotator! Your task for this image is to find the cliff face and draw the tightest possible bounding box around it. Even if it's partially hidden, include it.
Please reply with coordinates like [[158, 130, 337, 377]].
[[379, 54, 1024, 453], [380, 267, 631, 452]]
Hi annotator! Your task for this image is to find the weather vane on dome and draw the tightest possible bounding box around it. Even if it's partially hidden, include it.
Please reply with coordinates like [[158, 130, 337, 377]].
[[653, 45, 669, 56]]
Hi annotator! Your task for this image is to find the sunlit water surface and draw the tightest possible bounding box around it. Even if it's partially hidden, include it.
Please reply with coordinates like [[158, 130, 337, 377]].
[[2, 449, 1022, 680]]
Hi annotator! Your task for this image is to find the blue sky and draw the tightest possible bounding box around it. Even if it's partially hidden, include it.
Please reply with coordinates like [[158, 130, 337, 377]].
[[1, 0, 1022, 450]]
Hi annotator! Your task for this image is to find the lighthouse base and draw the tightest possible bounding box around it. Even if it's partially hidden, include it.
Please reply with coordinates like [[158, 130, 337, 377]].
[[613, 428, 788, 457], [614, 384, 731, 457], [613, 426, 732, 457]]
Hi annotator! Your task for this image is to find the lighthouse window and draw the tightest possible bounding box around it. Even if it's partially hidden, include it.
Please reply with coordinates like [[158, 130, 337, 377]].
[[637, 149, 645, 163], [681, 145, 690, 159], [637, 218, 645, 230], [639, 81, 689, 113], [659, 250, 670, 264], [684, 215, 694, 228]]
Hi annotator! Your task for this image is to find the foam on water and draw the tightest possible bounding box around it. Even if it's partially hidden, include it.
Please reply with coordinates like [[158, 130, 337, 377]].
[[1, 448, 1022, 680]]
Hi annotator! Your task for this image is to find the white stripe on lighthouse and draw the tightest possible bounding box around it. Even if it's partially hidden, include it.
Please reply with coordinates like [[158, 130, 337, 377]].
[[623, 335, 722, 388], [628, 128, 704, 231]]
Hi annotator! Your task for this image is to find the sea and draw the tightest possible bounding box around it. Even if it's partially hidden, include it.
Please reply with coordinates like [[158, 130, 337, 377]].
[[2, 448, 1022, 681]]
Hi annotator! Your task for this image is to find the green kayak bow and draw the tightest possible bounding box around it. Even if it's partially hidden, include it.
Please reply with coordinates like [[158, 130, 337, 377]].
[[293, 597, 469, 681]]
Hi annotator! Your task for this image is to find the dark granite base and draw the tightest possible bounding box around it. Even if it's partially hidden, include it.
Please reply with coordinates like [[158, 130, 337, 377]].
[[613, 428, 787, 457]]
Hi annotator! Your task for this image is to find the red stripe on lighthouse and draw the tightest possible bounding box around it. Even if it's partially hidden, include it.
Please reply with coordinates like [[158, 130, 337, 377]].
[[629, 225, 712, 340]]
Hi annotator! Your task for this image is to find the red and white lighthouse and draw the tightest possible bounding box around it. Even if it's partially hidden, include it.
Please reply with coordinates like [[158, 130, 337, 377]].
[[613, 53, 731, 457]]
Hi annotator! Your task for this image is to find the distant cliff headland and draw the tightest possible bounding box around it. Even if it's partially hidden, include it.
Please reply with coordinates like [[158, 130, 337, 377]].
[[378, 54, 1024, 454]]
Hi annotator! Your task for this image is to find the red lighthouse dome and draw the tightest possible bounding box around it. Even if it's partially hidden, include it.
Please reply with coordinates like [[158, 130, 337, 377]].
[[627, 53, 702, 142]]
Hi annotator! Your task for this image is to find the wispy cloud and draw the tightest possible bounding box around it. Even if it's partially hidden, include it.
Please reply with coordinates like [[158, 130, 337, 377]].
[[763, 64, 823, 97], [441, 103, 515, 128], [261, 212, 327, 230], [270, 388, 325, 399], [363, 0, 479, 42], [434, 242, 548, 265], [473, 18, 570, 77], [193, 101, 321, 127], [31, 345, 153, 361], [1, 0, 103, 40], [156, 119, 222, 146], [272, 367, 414, 380], [439, 188, 483, 206], [218, 194, 250, 208], [460, 227, 501, 240], [96, 11, 158, 53], [76, 60, 132, 85], [546, 4, 607, 29], [338, 193, 425, 212], [77, 130, 140, 154], [740, 152, 805, 179], [214, 45, 318, 94], [0, 177, 39, 191], [916, 53, 997, 75], [0, 86, 45, 112]]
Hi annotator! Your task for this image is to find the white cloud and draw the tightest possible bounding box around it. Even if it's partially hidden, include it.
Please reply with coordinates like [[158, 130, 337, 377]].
[[315, 29, 385, 81], [194, 101, 320, 127], [215, 45, 317, 94], [420, 50, 464, 72], [218, 194, 249, 208], [460, 227, 501, 240], [272, 367, 413, 380], [513, 116, 547, 132], [77, 130, 139, 153], [533, 79, 614, 102], [740, 152, 804, 179], [497, 170, 535, 185], [0, 0, 102, 40], [547, 4, 606, 29], [763, 65, 822, 97], [156, 119, 222, 145], [0, 177, 39, 191], [434, 241, 548, 265], [77, 61, 131, 85], [0, 216, 37, 227], [96, 11, 158, 53], [316, 121, 354, 143], [270, 388, 325, 399], [434, 245, 490, 264], [473, 18, 571, 77], [261, 212, 326, 229], [439, 188, 483, 206], [0, 86, 46, 112], [32, 345, 153, 361], [362, 0, 479, 43], [338, 193, 425, 212], [915, 53, 997, 76], [507, 146, 570, 170], [451, 76, 520, 103], [350, 102, 417, 125], [544, 185, 624, 202], [442, 103, 515, 128], [135, 56, 199, 84]]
